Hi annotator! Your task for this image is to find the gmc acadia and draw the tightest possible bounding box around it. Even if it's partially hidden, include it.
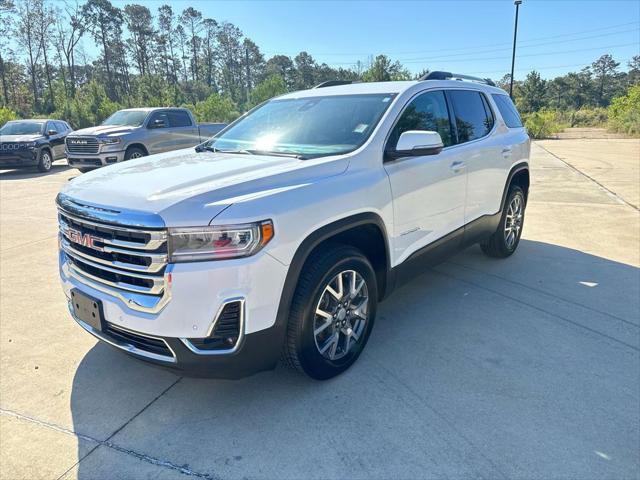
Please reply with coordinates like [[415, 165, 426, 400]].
[[57, 72, 530, 380]]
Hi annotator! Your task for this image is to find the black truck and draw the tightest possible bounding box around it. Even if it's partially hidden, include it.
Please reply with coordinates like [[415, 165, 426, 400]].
[[0, 119, 73, 173]]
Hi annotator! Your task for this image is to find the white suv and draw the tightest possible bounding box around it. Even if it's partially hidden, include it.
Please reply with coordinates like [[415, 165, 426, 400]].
[[57, 72, 530, 380]]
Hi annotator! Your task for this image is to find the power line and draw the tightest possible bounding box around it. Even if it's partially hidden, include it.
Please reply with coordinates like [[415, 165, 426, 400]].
[[397, 28, 639, 62], [261, 20, 640, 57], [322, 42, 639, 66]]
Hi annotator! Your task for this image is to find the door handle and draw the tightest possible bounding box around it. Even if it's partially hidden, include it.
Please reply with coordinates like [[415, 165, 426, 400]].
[[450, 160, 466, 173], [502, 147, 513, 157]]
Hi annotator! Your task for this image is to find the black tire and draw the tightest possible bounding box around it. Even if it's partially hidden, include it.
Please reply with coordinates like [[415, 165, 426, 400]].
[[36, 149, 52, 172], [124, 146, 146, 160], [481, 185, 526, 258], [282, 244, 378, 380]]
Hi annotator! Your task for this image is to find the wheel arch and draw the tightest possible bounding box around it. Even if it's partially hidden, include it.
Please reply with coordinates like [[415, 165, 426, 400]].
[[501, 162, 530, 211], [125, 143, 149, 156], [272, 212, 392, 342]]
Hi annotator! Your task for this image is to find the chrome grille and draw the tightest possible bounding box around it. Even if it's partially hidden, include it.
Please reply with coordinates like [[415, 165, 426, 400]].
[[59, 210, 170, 312], [66, 137, 99, 154]]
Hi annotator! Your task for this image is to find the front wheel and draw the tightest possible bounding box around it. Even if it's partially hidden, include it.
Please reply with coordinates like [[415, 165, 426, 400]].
[[283, 245, 378, 380], [124, 147, 146, 160], [481, 185, 526, 258], [36, 149, 52, 173]]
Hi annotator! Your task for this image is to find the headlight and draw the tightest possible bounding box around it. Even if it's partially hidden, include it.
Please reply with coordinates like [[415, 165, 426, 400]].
[[99, 137, 120, 144], [24, 142, 37, 148], [168, 220, 274, 262]]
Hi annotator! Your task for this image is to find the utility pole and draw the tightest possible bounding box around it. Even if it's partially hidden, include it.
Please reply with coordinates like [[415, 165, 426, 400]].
[[509, 0, 522, 98], [245, 47, 251, 105]]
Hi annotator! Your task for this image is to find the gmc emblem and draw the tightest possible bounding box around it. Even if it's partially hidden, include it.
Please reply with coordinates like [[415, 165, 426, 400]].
[[64, 227, 104, 251]]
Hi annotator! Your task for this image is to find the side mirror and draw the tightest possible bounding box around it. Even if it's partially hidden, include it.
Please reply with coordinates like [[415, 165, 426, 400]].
[[387, 130, 444, 160], [47, 129, 58, 136], [150, 119, 166, 129]]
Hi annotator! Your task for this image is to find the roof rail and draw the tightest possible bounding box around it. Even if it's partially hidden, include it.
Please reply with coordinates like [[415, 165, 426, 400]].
[[419, 71, 496, 87], [314, 80, 354, 88]]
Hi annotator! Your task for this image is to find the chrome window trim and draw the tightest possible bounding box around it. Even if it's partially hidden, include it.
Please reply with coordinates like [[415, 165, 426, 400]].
[[180, 298, 245, 356], [69, 303, 177, 363]]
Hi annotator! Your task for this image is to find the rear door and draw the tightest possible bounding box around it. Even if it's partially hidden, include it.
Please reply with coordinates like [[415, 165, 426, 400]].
[[445, 89, 502, 223], [383, 89, 468, 264], [166, 110, 199, 150]]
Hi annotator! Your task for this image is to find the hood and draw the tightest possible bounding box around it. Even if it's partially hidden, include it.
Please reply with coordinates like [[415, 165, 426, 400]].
[[0, 134, 41, 142], [60, 148, 348, 226], [69, 125, 136, 137]]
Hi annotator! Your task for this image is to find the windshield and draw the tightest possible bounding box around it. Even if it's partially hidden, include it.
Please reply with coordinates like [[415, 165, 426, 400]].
[[0, 121, 44, 136], [205, 93, 396, 158], [102, 110, 148, 127]]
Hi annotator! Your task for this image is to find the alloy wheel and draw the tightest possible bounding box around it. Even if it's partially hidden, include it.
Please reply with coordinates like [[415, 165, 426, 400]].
[[42, 152, 52, 170], [313, 270, 369, 361], [504, 193, 524, 249]]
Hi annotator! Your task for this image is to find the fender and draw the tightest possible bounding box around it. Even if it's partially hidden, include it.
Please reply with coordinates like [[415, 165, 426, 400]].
[[271, 212, 392, 339]]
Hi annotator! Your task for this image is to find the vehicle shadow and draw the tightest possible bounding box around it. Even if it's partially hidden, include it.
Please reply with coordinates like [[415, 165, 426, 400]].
[[0, 161, 72, 180], [69, 240, 640, 478]]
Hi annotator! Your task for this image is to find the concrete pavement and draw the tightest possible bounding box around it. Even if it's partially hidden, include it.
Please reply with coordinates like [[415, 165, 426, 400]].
[[1, 140, 638, 480]]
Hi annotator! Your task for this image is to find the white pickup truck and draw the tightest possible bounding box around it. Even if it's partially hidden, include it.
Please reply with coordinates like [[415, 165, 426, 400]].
[[65, 107, 225, 172], [57, 72, 530, 380]]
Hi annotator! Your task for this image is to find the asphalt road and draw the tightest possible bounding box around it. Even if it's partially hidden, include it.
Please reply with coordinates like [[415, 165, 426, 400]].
[[1, 137, 639, 480]]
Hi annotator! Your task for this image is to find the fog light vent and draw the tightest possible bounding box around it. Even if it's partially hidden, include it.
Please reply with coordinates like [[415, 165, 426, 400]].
[[188, 301, 242, 351]]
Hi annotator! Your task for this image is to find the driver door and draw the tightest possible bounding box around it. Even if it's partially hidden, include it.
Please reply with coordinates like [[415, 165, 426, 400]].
[[383, 89, 467, 265]]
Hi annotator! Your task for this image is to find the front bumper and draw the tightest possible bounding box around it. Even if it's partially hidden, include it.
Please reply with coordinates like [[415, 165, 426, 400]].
[[66, 150, 126, 169], [0, 149, 38, 168], [60, 248, 290, 378], [69, 302, 285, 378]]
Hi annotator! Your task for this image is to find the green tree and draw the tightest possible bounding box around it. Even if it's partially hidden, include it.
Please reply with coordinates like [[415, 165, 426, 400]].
[[249, 74, 286, 107], [518, 71, 547, 113], [294, 51, 317, 89], [608, 84, 640, 136], [193, 92, 239, 123], [265, 55, 296, 89], [361, 55, 411, 82], [591, 54, 620, 106]]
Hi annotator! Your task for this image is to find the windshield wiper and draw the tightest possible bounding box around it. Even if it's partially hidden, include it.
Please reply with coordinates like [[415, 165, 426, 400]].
[[197, 146, 307, 159], [244, 149, 307, 159], [197, 145, 252, 154]]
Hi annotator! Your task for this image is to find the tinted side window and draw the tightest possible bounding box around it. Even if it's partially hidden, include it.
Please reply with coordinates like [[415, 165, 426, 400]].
[[389, 90, 454, 149], [148, 112, 169, 128], [55, 121, 66, 132], [448, 90, 494, 143], [168, 111, 192, 127], [492, 94, 523, 128]]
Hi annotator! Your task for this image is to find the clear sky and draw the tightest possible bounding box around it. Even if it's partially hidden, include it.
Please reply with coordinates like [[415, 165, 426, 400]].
[[71, 0, 640, 80]]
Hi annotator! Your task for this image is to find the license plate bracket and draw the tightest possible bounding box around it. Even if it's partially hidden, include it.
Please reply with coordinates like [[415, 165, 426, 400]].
[[71, 289, 104, 332]]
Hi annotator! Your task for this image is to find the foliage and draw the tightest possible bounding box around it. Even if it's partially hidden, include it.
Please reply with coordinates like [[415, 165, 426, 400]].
[[0, 105, 18, 126], [361, 55, 411, 82], [608, 85, 640, 137], [249, 74, 287, 108], [522, 109, 565, 139], [51, 80, 120, 128], [192, 93, 239, 123], [0, 1, 638, 136]]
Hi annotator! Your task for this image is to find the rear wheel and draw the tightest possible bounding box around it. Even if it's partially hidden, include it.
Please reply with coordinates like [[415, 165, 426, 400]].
[[124, 146, 146, 160], [481, 185, 526, 258], [283, 245, 377, 380], [36, 149, 52, 172]]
